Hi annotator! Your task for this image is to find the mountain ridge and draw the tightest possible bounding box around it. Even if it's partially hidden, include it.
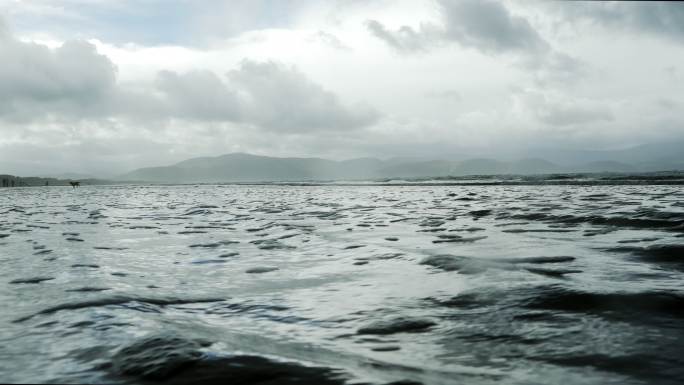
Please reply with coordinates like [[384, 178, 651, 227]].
[[118, 143, 684, 183]]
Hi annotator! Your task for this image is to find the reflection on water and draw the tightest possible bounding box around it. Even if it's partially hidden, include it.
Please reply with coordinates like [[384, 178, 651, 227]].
[[1, 183, 683, 384]]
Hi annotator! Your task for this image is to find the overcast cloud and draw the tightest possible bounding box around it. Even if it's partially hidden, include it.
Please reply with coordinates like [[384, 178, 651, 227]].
[[0, 0, 682, 176]]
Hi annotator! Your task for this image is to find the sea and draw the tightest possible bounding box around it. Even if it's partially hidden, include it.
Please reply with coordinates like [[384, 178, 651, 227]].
[[1, 177, 683, 384]]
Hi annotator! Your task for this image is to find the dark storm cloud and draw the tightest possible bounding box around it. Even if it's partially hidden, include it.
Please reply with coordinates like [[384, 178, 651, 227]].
[[0, 23, 378, 132], [365, 0, 582, 89], [552, 2, 684, 43], [366, 0, 548, 55], [0, 34, 116, 121], [438, 0, 548, 54]]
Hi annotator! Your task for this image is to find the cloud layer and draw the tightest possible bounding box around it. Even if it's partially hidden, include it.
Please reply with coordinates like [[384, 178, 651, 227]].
[[0, 25, 378, 132], [0, 0, 683, 175]]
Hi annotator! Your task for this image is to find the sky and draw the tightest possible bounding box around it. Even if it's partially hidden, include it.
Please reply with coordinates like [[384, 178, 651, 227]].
[[0, 0, 683, 176]]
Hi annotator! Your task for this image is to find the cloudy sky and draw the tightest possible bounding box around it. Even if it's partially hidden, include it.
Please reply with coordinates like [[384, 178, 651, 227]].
[[0, 0, 682, 176]]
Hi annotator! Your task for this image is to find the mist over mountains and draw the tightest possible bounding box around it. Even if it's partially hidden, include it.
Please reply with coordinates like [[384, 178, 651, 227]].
[[118, 142, 684, 183]]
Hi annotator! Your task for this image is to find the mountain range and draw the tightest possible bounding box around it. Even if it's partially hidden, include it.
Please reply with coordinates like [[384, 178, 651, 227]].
[[118, 142, 684, 183]]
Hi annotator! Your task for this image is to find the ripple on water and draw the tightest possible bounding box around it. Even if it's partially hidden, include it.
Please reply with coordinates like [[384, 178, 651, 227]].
[[357, 318, 437, 335], [109, 334, 351, 384], [524, 287, 684, 321], [13, 296, 225, 323], [2, 183, 684, 384], [245, 267, 279, 274], [10, 277, 54, 284], [605, 244, 684, 274]]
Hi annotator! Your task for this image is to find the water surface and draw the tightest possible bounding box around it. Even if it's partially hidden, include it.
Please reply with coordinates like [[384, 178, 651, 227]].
[[1, 183, 683, 384]]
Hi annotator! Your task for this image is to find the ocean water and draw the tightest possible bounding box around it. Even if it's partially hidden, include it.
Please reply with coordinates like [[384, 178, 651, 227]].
[[1, 183, 683, 384]]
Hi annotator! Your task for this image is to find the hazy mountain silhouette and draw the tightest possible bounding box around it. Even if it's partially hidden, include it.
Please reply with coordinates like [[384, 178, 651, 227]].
[[527, 141, 684, 171], [118, 141, 684, 183], [121, 153, 380, 182], [572, 161, 636, 173], [378, 160, 454, 178]]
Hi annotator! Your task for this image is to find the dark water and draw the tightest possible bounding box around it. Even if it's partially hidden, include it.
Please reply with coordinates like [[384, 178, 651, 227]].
[[1, 183, 683, 384]]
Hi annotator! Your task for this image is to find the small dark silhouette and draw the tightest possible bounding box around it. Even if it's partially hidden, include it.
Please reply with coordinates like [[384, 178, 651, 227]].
[[69, 181, 80, 188]]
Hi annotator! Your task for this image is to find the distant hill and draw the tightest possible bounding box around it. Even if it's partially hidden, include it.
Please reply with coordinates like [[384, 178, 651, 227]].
[[121, 153, 377, 182], [118, 145, 682, 183], [572, 161, 636, 174], [507, 158, 560, 174], [378, 160, 454, 178], [527, 140, 684, 172]]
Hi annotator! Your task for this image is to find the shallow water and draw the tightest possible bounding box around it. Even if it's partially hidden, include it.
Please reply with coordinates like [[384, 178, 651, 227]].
[[1, 184, 683, 384]]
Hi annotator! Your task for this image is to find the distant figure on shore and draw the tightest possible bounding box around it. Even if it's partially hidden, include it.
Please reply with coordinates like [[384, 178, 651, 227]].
[[69, 181, 80, 188]]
